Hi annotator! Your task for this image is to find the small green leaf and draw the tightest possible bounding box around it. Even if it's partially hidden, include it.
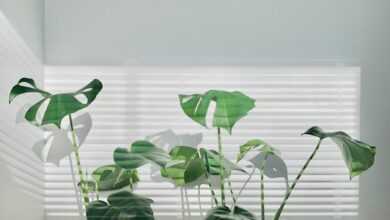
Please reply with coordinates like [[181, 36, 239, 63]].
[[184, 158, 207, 184], [179, 90, 255, 133], [9, 78, 103, 128], [200, 148, 246, 176], [160, 146, 201, 186], [237, 139, 278, 162], [92, 165, 139, 191], [205, 206, 256, 220], [303, 126, 376, 178], [114, 140, 170, 170], [86, 191, 154, 220]]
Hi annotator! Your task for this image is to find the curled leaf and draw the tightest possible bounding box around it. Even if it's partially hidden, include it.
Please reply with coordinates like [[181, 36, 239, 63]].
[[303, 126, 376, 178]]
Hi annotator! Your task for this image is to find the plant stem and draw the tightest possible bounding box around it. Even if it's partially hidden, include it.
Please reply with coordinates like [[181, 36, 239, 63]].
[[217, 127, 226, 206], [227, 178, 237, 205], [273, 139, 322, 220], [202, 150, 219, 206], [69, 114, 90, 208], [260, 154, 269, 220], [198, 185, 204, 217], [237, 167, 256, 200]]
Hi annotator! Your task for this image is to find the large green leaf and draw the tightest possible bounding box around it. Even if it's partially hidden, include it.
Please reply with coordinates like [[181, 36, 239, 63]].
[[92, 165, 139, 191], [179, 90, 255, 133], [205, 206, 256, 220], [303, 126, 376, 178], [114, 140, 170, 170], [86, 191, 154, 220], [9, 77, 103, 128]]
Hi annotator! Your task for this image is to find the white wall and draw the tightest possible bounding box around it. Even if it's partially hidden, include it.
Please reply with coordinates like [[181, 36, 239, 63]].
[[0, 11, 44, 220], [0, 0, 44, 60]]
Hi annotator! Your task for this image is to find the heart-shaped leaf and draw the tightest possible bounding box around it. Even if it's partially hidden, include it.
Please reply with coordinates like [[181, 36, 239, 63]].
[[9, 77, 102, 128], [114, 140, 170, 170], [92, 165, 139, 191], [32, 113, 92, 165], [205, 206, 256, 220], [179, 90, 255, 133], [237, 139, 279, 162], [86, 191, 154, 220], [303, 126, 376, 178]]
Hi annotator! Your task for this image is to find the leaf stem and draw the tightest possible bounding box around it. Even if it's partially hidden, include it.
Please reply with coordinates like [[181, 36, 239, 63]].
[[202, 150, 219, 206], [217, 127, 226, 206], [69, 114, 90, 208], [227, 178, 237, 205], [260, 154, 269, 220], [273, 139, 322, 220]]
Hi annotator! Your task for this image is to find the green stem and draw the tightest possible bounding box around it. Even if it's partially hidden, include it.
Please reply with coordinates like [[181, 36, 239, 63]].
[[202, 150, 219, 206], [273, 139, 322, 220], [217, 128, 226, 206], [69, 115, 90, 207], [260, 154, 269, 220], [227, 178, 237, 205]]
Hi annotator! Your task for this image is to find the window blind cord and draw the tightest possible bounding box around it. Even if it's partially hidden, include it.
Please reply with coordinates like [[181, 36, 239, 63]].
[[273, 139, 323, 220], [69, 114, 90, 208]]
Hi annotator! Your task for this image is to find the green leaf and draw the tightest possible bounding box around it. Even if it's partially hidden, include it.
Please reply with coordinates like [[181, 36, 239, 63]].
[[86, 191, 154, 220], [303, 126, 376, 178], [92, 165, 139, 191], [183, 158, 207, 184], [114, 140, 170, 170], [205, 206, 257, 220], [237, 139, 278, 162], [179, 90, 255, 133], [9, 78, 103, 128], [200, 148, 246, 176], [9, 78, 50, 103], [160, 146, 201, 186]]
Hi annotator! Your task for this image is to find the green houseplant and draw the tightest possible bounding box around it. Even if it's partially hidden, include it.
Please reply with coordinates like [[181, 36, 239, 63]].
[[9, 78, 376, 220]]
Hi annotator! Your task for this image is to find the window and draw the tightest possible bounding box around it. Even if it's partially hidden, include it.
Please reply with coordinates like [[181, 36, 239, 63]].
[[44, 66, 360, 220]]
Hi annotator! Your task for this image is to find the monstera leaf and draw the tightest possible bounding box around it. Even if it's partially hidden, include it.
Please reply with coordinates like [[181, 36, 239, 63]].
[[9, 77, 102, 128], [237, 139, 279, 162], [205, 206, 256, 220], [86, 191, 154, 220], [303, 126, 376, 178], [114, 140, 170, 170], [200, 148, 246, 176], [160, 146, 200, 186], [92, 165, 139, 191], [237, 139, 288, 188], [146, 130, 203, 182], [32, 113, 92, 165], [179, 90, 255, 133]]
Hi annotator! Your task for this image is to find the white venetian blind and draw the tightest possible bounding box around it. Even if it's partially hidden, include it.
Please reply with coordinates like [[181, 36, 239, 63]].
[[44, 66, 360, 220]]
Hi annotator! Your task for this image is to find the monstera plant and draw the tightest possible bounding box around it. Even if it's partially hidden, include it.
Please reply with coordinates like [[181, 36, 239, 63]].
[[9, 78, 377, 220], [9, 78, 156, 220]]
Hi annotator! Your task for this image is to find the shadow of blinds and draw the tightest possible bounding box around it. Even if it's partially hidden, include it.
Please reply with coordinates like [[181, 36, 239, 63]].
[[0, 11, 45, 220], [44, 66, 360, 220]]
